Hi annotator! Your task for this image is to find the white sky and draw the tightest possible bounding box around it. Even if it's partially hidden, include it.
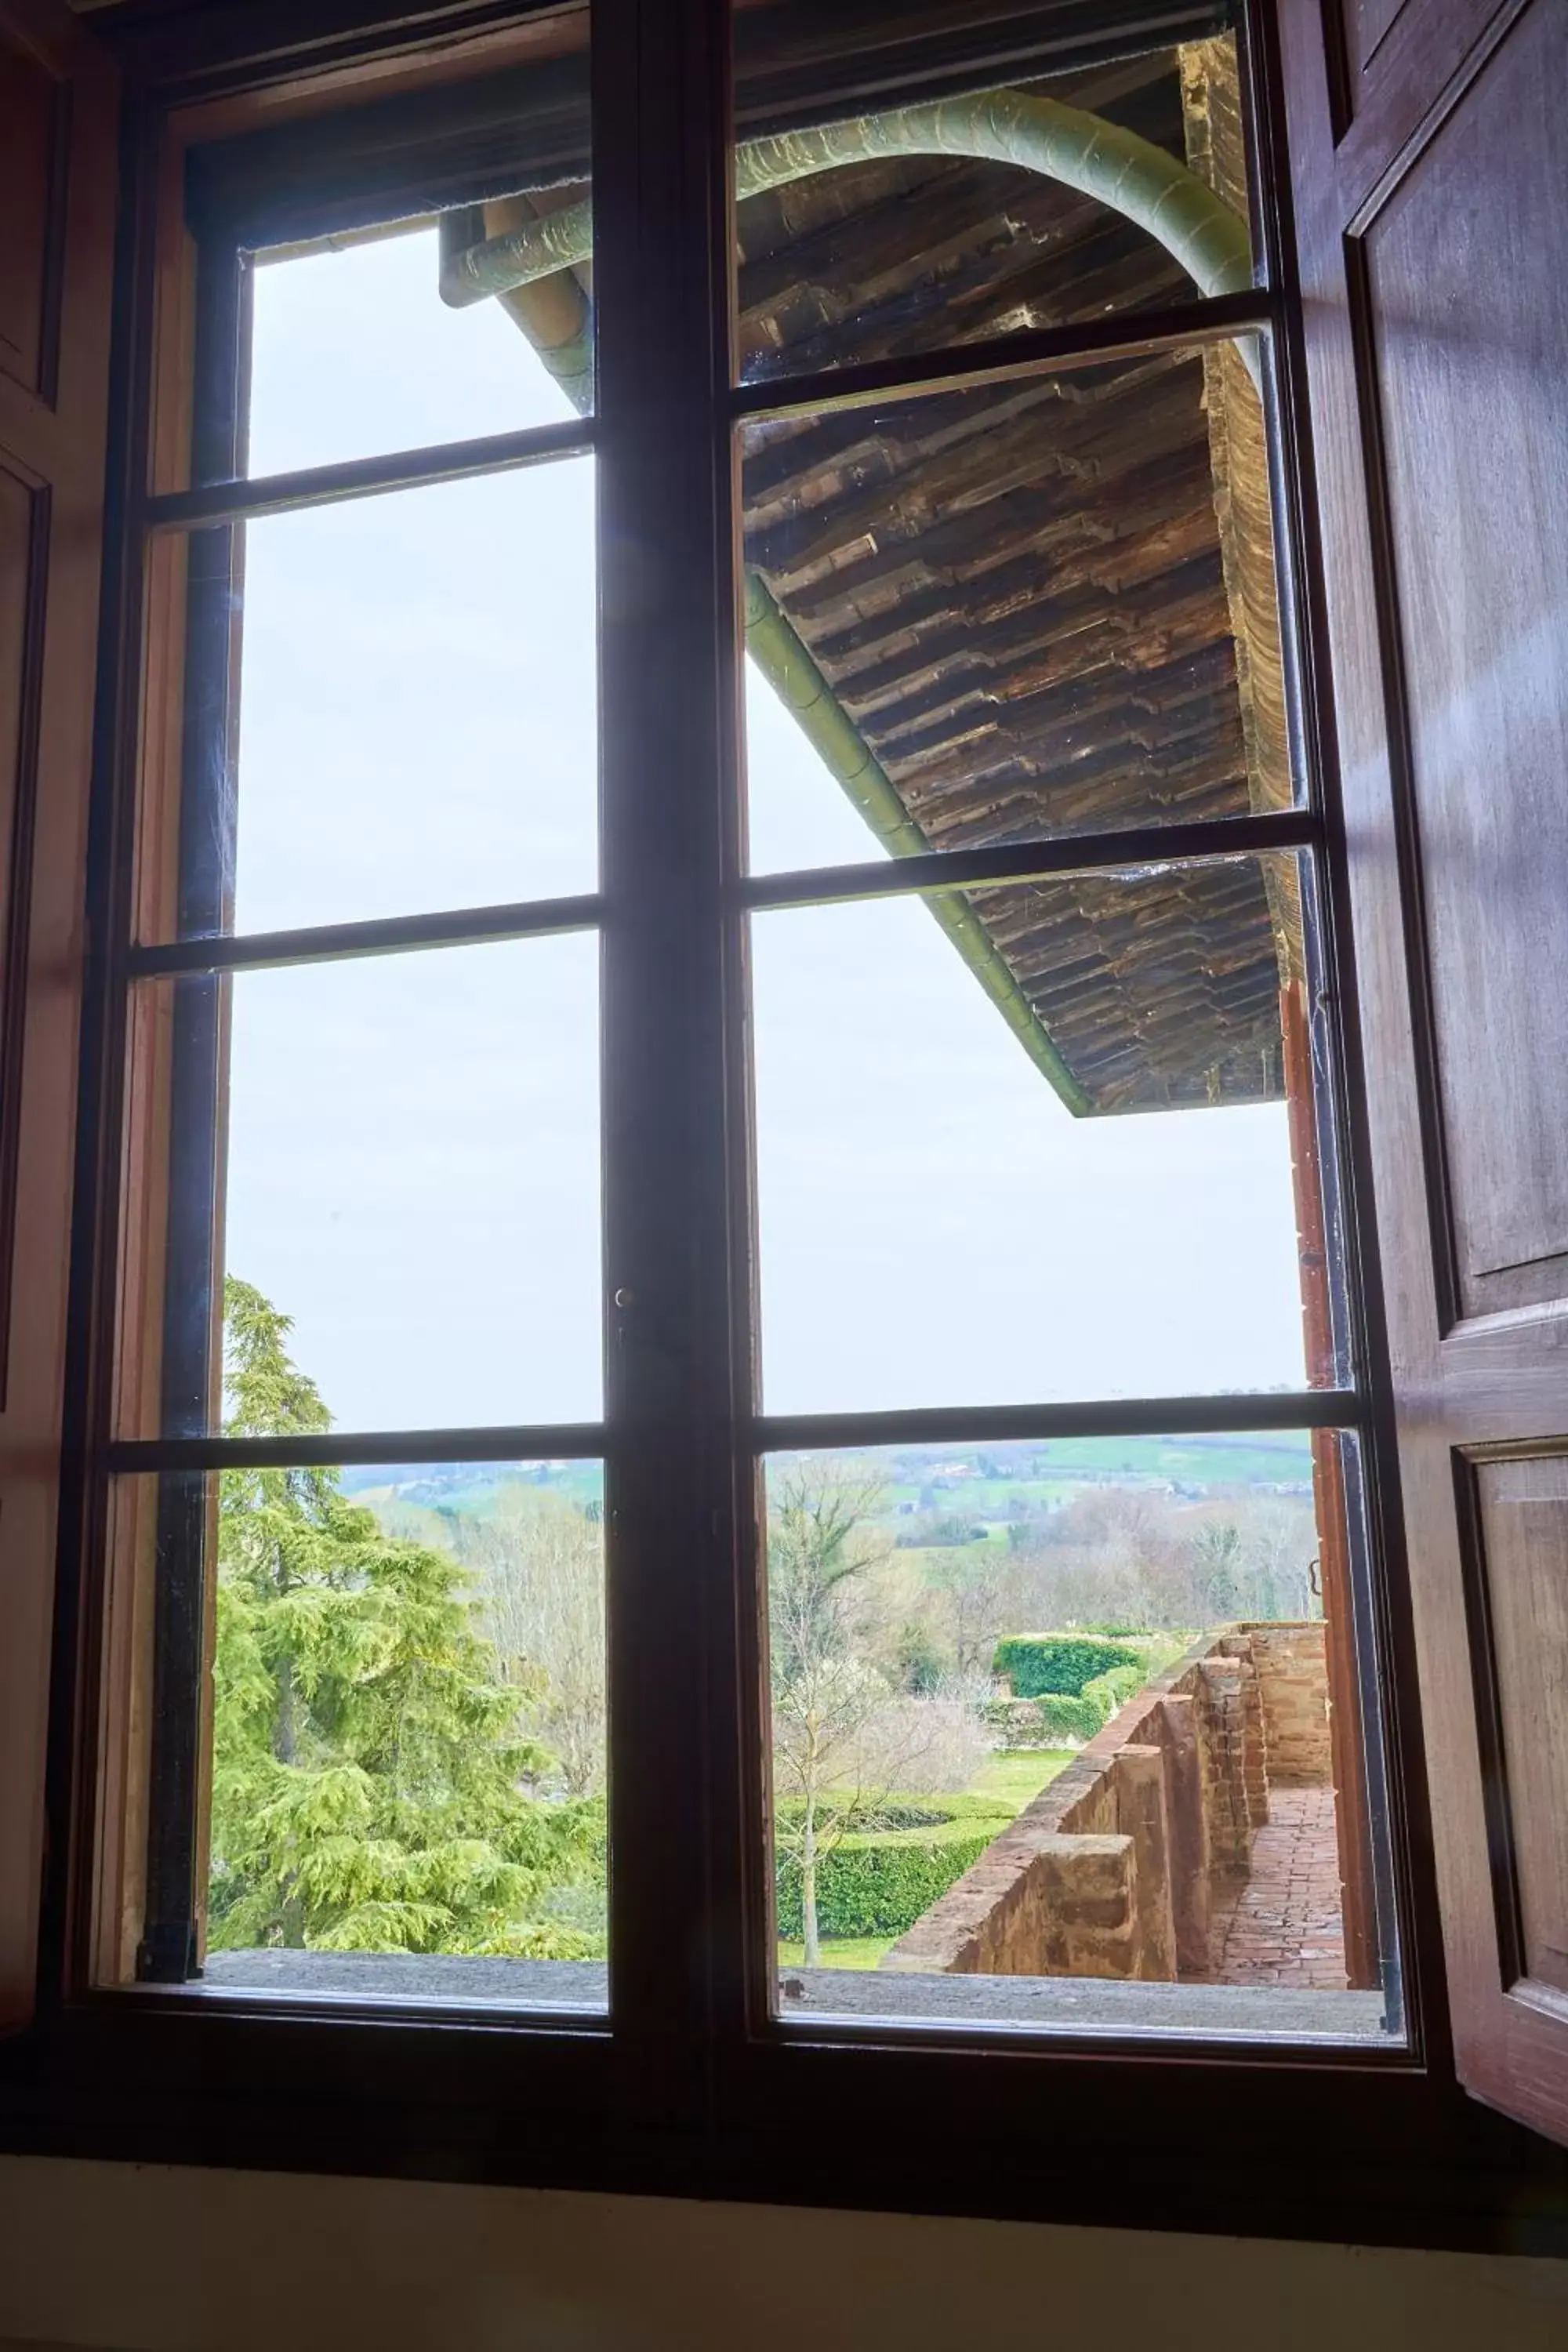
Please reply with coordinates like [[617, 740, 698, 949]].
[[222, 227, 1307, 1432]]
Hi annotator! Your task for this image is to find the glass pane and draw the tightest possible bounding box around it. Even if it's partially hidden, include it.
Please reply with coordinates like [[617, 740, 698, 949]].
[[752, 853, 1337, 1415], [144, 933, 602, 1437], [247, 219, 590, 478], [109, 1462, 608, 2008], [761, 1433, 1399, 2043], [742, 339, 1294, 874], [171, 460, 599, 939], [733, 27, 1255, 390]]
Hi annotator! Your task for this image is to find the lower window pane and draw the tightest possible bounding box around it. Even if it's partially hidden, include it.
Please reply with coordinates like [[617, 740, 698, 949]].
[[763, 1432, 1400, 2043], [110, 1456, 608, 2009]]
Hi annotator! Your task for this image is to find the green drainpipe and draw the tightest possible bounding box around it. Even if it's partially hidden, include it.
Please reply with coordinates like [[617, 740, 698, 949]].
[[462, 87, 1250, 1109], [482, 268, 1099, 1109], [743, 575, 1091, 1113], [440, 87, 1252, 306]]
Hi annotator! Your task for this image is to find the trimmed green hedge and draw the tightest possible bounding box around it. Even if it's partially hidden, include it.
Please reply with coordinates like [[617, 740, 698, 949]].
[[1032, 1691, 1105, 1741], [775, 1824, 996, 1940], [993, 1633, 1139, 1698], [1082, 1661, 1148, 1715]]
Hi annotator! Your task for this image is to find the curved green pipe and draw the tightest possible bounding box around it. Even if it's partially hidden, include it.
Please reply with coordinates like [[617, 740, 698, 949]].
[[745, 575, 1091, 1113], [441, 88, 1252, 308], [463, 93, 1244, 1108], [472, 253, 1094, 1106]]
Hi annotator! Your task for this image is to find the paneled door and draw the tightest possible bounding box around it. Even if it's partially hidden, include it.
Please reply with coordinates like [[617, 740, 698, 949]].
[[1280, 0, 1568, 2143]]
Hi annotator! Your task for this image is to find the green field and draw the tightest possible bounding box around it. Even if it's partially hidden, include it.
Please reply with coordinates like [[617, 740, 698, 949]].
[[345, 1461, 604, 1518], [861, 1432, 1315, 1530], [349, 1431, 1314, 1541]]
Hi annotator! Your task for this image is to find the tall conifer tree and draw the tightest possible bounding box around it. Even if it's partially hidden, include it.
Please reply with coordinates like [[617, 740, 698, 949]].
[[209, 1279, 596, 1955]]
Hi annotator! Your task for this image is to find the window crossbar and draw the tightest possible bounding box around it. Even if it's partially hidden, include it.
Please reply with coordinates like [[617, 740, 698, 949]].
[[140, 412, 594, 537]]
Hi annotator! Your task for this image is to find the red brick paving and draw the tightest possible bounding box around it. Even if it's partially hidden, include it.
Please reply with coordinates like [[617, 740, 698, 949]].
[[1207, 1785, 1348, 1991]]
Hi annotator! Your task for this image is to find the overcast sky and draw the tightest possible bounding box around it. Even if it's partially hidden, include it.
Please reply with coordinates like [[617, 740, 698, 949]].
[[220, 227, 1307, 1432]]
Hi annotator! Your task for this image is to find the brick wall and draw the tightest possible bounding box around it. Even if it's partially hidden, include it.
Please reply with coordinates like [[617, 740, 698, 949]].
[[883, 1624, 1332, 1981], [1242, 1621, 1333, 1784]]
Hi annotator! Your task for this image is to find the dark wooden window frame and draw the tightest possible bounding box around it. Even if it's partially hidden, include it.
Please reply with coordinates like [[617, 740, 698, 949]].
[[7, 0, 1568, 2257]]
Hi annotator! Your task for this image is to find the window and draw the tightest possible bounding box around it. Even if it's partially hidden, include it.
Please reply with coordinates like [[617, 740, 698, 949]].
[[725, 25, 1396, 2038], [17, 0, 1568, 2240], [88, 0, 1402, 2050], [111, 17, 606, 2003]]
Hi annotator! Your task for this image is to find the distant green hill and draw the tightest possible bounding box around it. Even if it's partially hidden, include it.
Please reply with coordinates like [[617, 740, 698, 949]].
[[344, 1431, 1315, 1532]]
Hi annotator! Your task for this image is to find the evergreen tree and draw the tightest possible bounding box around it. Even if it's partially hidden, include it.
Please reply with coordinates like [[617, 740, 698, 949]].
[[209, 1279, 598, 1955]]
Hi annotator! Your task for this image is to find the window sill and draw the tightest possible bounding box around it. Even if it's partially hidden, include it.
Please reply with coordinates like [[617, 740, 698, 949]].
[[180, 1948, 1392, 2047]]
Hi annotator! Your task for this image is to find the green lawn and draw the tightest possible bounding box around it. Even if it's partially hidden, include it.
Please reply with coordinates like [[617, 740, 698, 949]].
[[967, 1746, 1076, 1810], [777, 1936, 891, 1972]]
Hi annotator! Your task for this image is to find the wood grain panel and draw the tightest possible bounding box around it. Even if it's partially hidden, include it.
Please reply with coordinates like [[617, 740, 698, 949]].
[[0, 470, 38, 938], [1345, 0, 1409, 73], [1473, 1454, 1568, 2002], [1363, 0, 1568, 1323], [0, 461, 47, 1397], [1327, 0, 1527, 213], [0, 30, 64, 401], [0, 0, 116, 2029], [1282, 0, 1568, 2143]]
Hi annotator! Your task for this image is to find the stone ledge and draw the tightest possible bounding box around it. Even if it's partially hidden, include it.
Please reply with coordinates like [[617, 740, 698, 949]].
[[197, 1951, 608, 2007], [783, 1969, 1388, 2039], [189, 1951, 1391, 2044]]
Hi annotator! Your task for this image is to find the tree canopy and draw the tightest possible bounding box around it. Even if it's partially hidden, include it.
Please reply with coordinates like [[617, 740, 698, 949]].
[[209, 1279, 598, 1955]]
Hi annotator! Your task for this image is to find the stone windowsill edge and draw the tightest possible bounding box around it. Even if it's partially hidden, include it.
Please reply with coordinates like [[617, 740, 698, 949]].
[[187, 1950, 1389, 2043]]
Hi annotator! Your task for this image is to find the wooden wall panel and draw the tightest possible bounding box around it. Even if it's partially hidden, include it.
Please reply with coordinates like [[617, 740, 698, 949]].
[[1327, 0, 1526, 210], [1472, 1454, 1568, 2004], [1342, 0, 1408, 74], [0, 470, 40, 986], [0, 34, 64, 401], [0, 0, 115, 2028], [1363, 0, 1568, 1324], [0, 460, 47, 1392]]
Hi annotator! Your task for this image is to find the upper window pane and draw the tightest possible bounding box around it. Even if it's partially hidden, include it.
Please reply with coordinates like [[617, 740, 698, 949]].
[[752, 852, 1334, 1417], [732, 27, 1255, 390], [742, 336, 1294, 876], [140, 934, 603, 1439], [160, 458, 597, 943], [245, 216, 590, 479], [237, 5, 595, 482]]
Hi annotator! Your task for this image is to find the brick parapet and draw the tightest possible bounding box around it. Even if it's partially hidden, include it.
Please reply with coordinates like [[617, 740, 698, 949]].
[[1241, 1620, 1333, 1785], [882, 1623, 1334, 1981]]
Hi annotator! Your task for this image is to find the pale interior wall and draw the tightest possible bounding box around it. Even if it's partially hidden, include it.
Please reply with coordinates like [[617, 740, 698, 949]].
[[1, 2156, 1566, 2351]]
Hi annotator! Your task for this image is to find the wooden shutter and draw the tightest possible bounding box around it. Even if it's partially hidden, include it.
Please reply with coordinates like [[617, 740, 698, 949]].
[[1279, 0, 1568, 2143], [0, 0, 115, 2027]]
